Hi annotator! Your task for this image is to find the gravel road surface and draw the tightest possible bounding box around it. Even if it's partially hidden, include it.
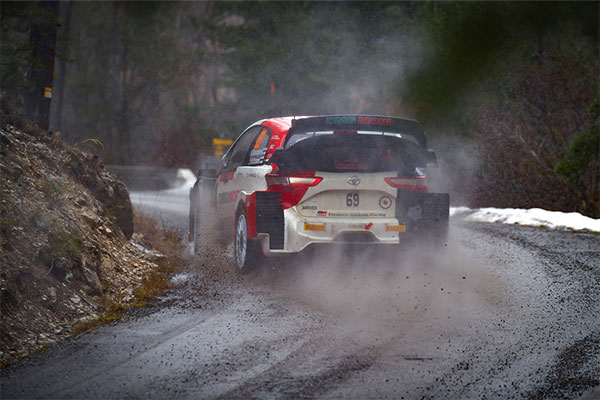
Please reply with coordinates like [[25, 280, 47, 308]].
[[2, 191, 598, 399]]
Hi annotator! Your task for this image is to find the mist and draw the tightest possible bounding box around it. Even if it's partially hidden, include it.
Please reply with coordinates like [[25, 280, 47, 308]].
[[247, 227, 502, 344]]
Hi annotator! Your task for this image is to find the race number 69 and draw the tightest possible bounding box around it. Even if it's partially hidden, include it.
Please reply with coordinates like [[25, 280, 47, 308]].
[[346, 193, 359, 207]]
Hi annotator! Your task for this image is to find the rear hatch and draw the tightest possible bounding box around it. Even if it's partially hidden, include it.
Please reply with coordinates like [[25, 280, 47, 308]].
[[269, 133, 429, 217]]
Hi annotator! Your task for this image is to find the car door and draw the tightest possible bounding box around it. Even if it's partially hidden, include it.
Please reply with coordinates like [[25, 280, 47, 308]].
[[215, 125, 264, 225]]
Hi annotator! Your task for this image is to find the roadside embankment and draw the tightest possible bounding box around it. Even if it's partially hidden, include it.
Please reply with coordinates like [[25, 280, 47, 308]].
[[0, 94, 187, 367]]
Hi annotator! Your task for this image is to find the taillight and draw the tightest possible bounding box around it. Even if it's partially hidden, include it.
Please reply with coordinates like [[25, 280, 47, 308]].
[[266, 169, 322, 208], [265, 175, 289, 192], [265, 174, 322, 190], [289, 176, 323, 187], [384, 176, 428, 192]]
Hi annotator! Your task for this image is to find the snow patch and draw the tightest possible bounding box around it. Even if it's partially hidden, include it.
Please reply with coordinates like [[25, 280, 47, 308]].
[[170, 273, 190, 285], [451, 207, 600, 233], [131, 242, 164, 259], [165, 168, 197, 194]]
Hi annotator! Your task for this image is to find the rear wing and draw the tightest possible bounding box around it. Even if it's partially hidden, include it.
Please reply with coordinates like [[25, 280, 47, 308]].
[[289, 115, 428, 149]]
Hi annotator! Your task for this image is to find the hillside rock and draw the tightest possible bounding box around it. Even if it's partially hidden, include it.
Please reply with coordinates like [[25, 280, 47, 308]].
[[0, 116, 157, 366]]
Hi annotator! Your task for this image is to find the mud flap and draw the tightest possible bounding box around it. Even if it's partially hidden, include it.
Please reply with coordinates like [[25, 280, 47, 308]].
[[395, 191, 449, 239], [190, 170, 218, 249], [255, 192, 285, 249]]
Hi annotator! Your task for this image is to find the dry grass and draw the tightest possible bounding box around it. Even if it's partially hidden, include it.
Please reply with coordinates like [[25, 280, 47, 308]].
[[72, 298, 127, 334], [72, 211, 187, 334], [128, 211, 186, 306], [133, 211, 184, 255]]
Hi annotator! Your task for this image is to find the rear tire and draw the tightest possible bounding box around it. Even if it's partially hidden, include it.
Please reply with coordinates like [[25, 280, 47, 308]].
[[234, 207, 260, 272]]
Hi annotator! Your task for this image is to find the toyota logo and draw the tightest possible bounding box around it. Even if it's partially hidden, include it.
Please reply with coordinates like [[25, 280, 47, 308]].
[[347, 175, 361, 186]]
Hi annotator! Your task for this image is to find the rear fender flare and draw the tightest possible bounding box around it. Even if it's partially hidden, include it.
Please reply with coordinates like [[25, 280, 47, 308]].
[[236, 191, 285, 249]]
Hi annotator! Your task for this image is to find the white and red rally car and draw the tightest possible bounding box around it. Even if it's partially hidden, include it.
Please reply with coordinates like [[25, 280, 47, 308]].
[[190, 115, 449, 271]]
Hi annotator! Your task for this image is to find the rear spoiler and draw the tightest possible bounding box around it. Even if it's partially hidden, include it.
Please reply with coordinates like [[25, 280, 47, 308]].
[[290, 115, 428, 149]]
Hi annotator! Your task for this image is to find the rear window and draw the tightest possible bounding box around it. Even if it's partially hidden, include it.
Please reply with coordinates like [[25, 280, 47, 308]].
[[248, 127, 272, 165], [279, 133, 421, 174], [286, 131, 418, 148]]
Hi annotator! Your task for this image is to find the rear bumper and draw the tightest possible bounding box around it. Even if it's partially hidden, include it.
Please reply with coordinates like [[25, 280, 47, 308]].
[[252, 190, 450, 256], [259, 207, 402, 255]]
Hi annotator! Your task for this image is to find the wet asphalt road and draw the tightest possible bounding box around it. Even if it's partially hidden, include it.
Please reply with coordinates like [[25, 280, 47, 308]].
[[1, 191, 599, 399]]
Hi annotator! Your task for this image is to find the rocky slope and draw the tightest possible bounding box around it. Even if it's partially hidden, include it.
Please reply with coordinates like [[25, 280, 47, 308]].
[[0, 95, 165, 366]]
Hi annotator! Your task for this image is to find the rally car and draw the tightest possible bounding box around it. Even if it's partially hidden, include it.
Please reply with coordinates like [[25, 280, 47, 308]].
[[189, 115, 449, 271]]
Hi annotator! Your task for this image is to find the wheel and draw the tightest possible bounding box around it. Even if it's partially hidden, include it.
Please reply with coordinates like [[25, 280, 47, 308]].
[[234, 207, 260, 272]]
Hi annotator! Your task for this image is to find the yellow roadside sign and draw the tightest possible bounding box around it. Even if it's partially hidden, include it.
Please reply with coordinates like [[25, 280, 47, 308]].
[[212, 138, 233, 156]]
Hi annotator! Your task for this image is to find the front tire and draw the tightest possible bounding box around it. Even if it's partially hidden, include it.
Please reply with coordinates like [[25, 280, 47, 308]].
[[234, 207, 260, 272]]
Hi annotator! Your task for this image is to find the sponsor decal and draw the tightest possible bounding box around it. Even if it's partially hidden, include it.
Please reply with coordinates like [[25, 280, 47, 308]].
[[219, 171, 235, 182], [379, 196, 392, 209], [317, 211, 328, 216], [347, 175, 361, 186], [357, 116, 392, 126], [302, 205, 317, 210], [218, 190, 241, 205], [253, 129, 268, 149], [364, 222, 373, 230], [326, 212, 386, 217], [325, 116, 357, 125], [323, 116, 392, 127], [304, 223, 326, 231], [385, 225, 406, 232], [249, 148, 267, 164]]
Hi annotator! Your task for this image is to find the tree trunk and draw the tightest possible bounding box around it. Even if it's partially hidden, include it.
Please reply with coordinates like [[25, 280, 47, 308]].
[[52, 1, 72, 133], [25, 1, 58, 131], [119, 36, 129, 163]]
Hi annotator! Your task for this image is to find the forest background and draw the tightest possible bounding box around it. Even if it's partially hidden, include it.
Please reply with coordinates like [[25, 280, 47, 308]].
[[1, 1, 598, 217]]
